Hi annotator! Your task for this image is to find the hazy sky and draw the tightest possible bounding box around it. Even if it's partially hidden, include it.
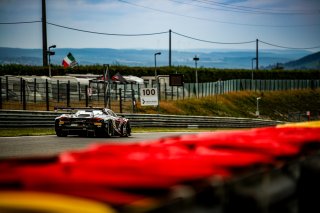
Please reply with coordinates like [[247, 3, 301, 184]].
[[1, 0, 320, 51]]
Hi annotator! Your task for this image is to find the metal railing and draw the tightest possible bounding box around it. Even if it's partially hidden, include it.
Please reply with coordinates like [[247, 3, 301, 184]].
[[0, 110, 283, 129]]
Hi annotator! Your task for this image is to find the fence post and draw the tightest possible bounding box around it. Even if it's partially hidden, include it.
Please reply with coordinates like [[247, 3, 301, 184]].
[[131, 89, 135, 113], [96, 82, 100, 101], [171, 85, 173, 100], [130, 82, 133, 99], [85, 85, 88, 107], [158, 82, 161, 101], [115, 83, 118, 100], [57, 80, 60, 102], [104, 80, 107, 108], [20, 78, 23, 103], [119, 88, 122, 113], [183, 83, 185, 100], [137, 84, 140, 100], [5, 76, 9, 101], [34, 78, 37, 103], [177, 86, 179, 100], [78, 82, 81, 101], [22, 80, 26, 110], [46, 79, 49, 111], [164, 83, 167, 101], [122, 83, 126, 102], [0, 78, 2, 109], [67, 80, 70, 107]]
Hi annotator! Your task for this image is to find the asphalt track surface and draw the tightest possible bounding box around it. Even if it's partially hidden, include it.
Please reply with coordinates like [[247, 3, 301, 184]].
[[0, 132, 193, 159]]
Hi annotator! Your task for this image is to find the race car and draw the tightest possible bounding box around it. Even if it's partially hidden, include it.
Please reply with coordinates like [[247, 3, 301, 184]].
[[54, 107, 131, 137]]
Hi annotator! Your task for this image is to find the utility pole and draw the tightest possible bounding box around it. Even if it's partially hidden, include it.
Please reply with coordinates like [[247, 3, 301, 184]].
[[169, 29, 172, 67], [256, 39, 259, 70], [42, 0, 48, 66], [193, 56, 199, 98]]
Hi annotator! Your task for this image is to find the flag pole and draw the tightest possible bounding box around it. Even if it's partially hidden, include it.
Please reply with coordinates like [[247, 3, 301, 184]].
[[103, 64, 107, 108], [107, 64, 111, 109]]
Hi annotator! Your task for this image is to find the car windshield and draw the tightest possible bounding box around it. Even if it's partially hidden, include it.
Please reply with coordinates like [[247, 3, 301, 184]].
[[92, 110, 104, 116], [75, 110, 92, 118], [106, 110, 117, 117], [75, 109, 104, 118]]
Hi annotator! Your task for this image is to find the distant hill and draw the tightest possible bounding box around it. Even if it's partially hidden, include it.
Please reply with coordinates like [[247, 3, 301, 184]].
[[283, 51, 320, 70], [0, 47, 311, 69]]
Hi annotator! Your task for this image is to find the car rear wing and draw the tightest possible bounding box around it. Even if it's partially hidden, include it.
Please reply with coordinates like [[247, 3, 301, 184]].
[[54, 106, 106, 112]]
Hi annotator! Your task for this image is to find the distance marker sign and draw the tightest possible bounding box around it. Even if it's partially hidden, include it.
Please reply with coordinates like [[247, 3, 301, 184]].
[[140, 88, 158, 106]]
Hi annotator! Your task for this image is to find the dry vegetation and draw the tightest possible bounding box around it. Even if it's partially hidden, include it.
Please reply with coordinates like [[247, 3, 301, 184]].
[[135, 89, 320, 121]]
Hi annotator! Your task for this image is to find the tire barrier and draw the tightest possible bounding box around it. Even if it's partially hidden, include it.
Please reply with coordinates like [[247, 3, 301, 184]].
[[0, 110, 282, 128], [0, 121, 320, 213]]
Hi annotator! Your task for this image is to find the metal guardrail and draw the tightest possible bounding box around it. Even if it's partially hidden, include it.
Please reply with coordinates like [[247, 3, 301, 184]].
[[0, 110, 283, 129]]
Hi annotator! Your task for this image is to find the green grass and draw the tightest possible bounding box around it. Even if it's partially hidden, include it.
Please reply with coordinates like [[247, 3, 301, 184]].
[[0, 128, 55, 137], [0, 127, 224, 137]]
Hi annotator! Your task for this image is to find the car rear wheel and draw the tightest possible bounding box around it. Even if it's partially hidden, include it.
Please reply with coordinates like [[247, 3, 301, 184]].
[[121, 123, 131, 137], [104, 121, 112, 138], [56, 129, 67, 137]]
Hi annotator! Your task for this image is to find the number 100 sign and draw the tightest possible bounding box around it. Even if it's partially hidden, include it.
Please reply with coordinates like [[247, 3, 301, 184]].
[[140, 88, 158, 106]]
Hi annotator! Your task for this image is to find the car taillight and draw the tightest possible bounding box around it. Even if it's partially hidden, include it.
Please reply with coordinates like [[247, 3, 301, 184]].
[[91, 118, 103, 126], [91, 117, 103, 122], [58, 117, 69, 124], [60, 117, 69, 121]]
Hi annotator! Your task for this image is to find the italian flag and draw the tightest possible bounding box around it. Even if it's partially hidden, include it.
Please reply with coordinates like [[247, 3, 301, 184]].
[[62, 52, 77, 68]]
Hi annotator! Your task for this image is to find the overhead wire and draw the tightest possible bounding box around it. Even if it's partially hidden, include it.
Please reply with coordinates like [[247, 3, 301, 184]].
[[172, 31, 255, 45], [46, 22, 168, 36], [259, 40, 320, 50], [118, 0, 320, 28], [195, 0, 319, 15], [169, 0, 264, 15], [171, 0, 311, 15], [1, 20, 320, 50], [0, 20, 41, 24]]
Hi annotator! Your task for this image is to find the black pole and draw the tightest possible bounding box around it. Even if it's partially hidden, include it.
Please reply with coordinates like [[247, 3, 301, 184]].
[[107, 65, 111, 109], [22, 80, 26, 110], [5, 76, 9, 101], [119, 88, 122, 113], [46, 79, 49, 111], [131, 83, 135, 113], [158, 82, 161, 102], [34, 78, 37, 103], [67, 81, 70, 107], [42, 0, 48, 66], [164, 83, 167, 101], [256, 39, 259, 70], [0, 78, 2, 109], [176, 86, 179, 100], [85, 85, 88, 107], [20, 78, 23, 102], [103, 65, 107, 108], [78, 82, 81, 101], [169, 29, 172, 67], [183, 83, 185, 100], [57, 80, 60, 102]]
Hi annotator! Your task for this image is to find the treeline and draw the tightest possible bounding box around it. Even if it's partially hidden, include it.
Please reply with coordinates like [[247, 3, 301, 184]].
[[0, 64, 319, 83]]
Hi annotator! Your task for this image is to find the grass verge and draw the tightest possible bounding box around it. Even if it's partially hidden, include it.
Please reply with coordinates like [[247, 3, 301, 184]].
[[0, 127, 227, 137], [0, 128, 55, 137]]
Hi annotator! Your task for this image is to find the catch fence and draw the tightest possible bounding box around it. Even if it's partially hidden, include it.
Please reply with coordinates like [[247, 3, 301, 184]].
[[1, 75, 319, 112]]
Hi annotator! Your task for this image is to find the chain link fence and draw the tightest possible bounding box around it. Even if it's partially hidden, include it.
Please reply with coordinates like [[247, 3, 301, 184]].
[[1, 75, 319, 113]]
